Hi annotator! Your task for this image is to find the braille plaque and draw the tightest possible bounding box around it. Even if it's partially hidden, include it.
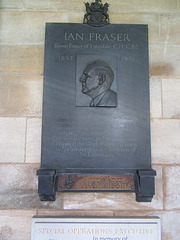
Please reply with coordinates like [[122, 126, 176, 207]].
[[37, 3, 156, 202]]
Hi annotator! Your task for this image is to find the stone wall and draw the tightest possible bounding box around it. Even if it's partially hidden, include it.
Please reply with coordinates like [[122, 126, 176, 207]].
[[0, 0, 180, 239]]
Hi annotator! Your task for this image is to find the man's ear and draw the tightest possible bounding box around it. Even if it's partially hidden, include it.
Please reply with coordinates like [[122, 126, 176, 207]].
[[98, 74, 106, 85]]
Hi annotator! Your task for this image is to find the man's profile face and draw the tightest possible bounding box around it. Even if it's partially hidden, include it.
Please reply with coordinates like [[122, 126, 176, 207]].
[[80, 68, 99, 94], [77, 58, 116, 107]]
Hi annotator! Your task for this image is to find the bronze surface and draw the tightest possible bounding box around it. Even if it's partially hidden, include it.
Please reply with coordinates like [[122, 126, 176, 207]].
[[58, 174, 135, 191]]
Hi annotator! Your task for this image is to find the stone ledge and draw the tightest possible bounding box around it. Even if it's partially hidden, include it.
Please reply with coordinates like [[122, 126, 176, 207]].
[[37, 210, 114, 217], [62, 166, 163, 210]]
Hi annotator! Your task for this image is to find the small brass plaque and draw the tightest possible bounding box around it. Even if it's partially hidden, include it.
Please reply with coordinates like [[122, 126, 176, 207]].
[[58, 174, 135, 191]]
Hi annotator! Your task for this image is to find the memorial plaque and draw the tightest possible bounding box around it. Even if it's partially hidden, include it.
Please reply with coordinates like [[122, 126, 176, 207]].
[[31, 217, 161, 240], [58, 174, 135, 191], [38, 0, 156, 202]]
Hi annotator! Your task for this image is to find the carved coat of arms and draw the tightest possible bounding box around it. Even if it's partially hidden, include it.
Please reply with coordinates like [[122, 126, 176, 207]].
[[83, 0, 110, 27]]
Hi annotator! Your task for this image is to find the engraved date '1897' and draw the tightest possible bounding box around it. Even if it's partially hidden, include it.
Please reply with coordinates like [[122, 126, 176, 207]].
[[58, 56, 74, 62]]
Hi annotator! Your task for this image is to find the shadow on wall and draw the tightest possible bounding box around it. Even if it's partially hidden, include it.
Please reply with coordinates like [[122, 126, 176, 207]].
[[150, 63, 174, 76]]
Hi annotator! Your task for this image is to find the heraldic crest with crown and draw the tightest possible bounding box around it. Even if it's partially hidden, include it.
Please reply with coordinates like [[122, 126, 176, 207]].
[[83, 0, 110, 27]]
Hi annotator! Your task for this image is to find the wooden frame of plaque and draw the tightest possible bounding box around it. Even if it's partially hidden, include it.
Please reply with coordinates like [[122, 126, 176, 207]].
[[37, 1, 156, 202]]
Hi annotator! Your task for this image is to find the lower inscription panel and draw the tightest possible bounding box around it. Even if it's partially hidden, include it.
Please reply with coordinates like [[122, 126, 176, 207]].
[[31, 217, 161, 240], [58, 174, 135, 191]]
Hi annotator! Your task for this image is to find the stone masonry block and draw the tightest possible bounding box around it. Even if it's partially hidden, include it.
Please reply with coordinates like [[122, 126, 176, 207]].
[[160, 14, 180, 45], [23, 0, 178, 13], [162, 78, 180, 118], [0, 75, 42, 117], [0, 10, 67, 45], [0, 0, 23, 9], [23, 0, 85, 11], [159, 211, 180, 240], [114, 211, 180, 240], [150, 76, 162, 118], [0, 164, 38, 190], [26, 118, 42, 163], [165, 166, 180, 210], [151, 119, 180, 164], [0, 118, 26, 163], [107, 0, 178, 13], [0, 164, 62, 209], [0, 45, 43, 75], [149, 45, 180, 76], [0, 210, 36, 240]]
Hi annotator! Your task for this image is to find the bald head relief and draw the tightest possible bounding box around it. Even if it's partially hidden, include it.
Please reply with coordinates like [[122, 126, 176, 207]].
[[80, 60, 114, 95], [80, 60, 117, 107]]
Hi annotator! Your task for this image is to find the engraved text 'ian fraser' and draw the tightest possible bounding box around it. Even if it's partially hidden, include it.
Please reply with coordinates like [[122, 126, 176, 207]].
[[64, 32, 131, 42]]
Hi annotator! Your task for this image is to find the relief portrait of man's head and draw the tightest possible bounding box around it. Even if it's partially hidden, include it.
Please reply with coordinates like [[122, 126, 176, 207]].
[[79, 59, 117, 107]]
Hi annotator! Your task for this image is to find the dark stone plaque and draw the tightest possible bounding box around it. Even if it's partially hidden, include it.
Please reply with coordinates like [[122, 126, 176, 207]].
[[38, 20, 156, 202]]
